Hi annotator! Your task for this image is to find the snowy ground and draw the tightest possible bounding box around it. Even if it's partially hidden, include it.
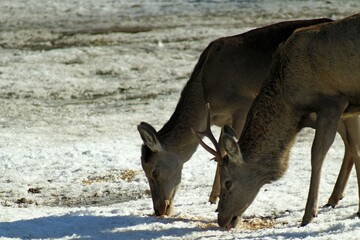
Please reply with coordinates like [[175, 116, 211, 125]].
[[0, 1, 360, 239]]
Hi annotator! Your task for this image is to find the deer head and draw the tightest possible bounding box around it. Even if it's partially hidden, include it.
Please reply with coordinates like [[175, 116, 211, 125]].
[[137, 122, 183, 216], [193, 105, 263, 229]]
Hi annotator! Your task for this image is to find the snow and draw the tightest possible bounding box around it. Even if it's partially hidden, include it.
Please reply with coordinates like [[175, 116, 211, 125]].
[[0, 0, 359, 239]]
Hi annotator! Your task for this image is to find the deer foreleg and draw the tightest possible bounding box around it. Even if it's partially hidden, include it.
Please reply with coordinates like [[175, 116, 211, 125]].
[[326, 116, 360, 207], [343, 116, 360, 216], [355, 151, 360, 217], [209, 127, 226, 204], [209, 109, 246, 204], [209, 164, 220, 204], [326, 151, 354, 207], [302, 105, 346, 226]]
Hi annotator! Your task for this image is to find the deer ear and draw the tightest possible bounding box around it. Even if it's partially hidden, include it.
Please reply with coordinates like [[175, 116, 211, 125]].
[[223, 125, 238, 138], [222, 133, 244, 165], [137, 122, 163, 152]]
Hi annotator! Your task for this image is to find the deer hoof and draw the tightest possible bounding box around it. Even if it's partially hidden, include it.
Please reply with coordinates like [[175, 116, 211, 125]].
[[325, 195, 342, 208], [301, 213, 316, 226], [323, 203, 335, 209], [300, 220, 310, 227], [209, 195, 218, 204]]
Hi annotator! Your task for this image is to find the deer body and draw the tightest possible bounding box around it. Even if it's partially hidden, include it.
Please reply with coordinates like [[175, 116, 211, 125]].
[[137, 18, 359, 217], [216, 14, 360, 228]]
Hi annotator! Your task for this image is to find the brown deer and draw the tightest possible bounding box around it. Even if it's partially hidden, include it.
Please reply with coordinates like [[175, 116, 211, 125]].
[[196, 14, 360, 228], [137, 18, 359, 217]]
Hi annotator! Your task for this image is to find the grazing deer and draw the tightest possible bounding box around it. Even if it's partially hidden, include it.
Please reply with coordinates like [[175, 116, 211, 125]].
[[137, 18, 359, 217], [196, 14, 360, 228]]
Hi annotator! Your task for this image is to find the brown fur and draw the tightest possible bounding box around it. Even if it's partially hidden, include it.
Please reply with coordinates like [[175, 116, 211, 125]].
[[137, 17, 359, 217], [216, 14, 360, 228]]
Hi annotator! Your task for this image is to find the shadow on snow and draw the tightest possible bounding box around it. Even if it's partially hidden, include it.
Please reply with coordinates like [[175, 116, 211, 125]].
[[1, 207, 359, 239], [0, 214, 206, 240]]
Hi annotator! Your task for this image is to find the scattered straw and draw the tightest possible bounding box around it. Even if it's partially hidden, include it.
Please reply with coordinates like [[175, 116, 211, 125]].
[[82, 169, 138, 185], [171, 215, 278, 230], [239, 218, 277, 230], [120, 169, 137, 182]]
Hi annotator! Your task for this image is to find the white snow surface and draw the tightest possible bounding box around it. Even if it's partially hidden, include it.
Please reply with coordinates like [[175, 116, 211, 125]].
[[0, 0, 360, 239]]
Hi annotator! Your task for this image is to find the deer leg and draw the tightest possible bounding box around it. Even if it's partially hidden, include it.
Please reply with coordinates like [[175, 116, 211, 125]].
[[355, 150, 360, 217], [209, 164, 221, 204], [326, 118, 355, 207], [209, 109, 246, 204], [326, 152, 353, 207], [207, 156, 222, 205], [342, 116, 360, 216], [209, 125, 225, 204], [209, 128, 230, 204], [302, 106, 345, 226]]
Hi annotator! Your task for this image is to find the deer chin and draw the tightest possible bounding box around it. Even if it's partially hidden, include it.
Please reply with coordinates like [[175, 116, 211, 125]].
[[218, 204, 249, 229], [155, 188, 177, 216], [218, 215, 239, 230], [155, 200, 173, 216], [164, 199, 174, 216], [226, 216, 239, 230], [166, 186, 179, 215]]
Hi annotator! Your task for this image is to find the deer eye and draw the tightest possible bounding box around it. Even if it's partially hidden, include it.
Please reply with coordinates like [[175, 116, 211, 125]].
[[225, 180, 232, 190], [152, 169, 159, 179]]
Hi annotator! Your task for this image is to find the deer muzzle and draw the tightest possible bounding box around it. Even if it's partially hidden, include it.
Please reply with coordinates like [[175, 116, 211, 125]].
[[218, 214, 239, 229], [154, 199, 173, 216]]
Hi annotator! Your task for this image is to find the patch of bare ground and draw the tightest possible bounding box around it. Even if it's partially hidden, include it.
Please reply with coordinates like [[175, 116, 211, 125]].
[[0, 25, 153, 50], [61, 26, 153, 36]]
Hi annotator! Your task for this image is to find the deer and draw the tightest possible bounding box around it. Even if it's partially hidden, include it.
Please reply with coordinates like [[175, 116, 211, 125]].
[[137, 17, 360, 217], [195, 13, 360, 229]]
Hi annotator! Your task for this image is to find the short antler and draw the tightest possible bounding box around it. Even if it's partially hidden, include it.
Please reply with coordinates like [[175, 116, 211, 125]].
[[192, 103, 222, 162]]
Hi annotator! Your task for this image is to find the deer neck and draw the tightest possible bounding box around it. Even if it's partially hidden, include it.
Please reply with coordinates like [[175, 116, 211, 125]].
[[239, 79, 300, 182], [158, 74, 207, 162]]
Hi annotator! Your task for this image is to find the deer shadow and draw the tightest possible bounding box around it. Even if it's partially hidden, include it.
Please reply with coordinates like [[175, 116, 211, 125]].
[[0, 213, 213, 240]]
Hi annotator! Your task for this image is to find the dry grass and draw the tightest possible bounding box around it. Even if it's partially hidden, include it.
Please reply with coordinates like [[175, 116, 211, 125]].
[[170, 215, 278, 230], [240, 218, 277, 230], [196, 221, 219, 229], [82, 169, 138, 185], [120, 169, 137, 182]]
